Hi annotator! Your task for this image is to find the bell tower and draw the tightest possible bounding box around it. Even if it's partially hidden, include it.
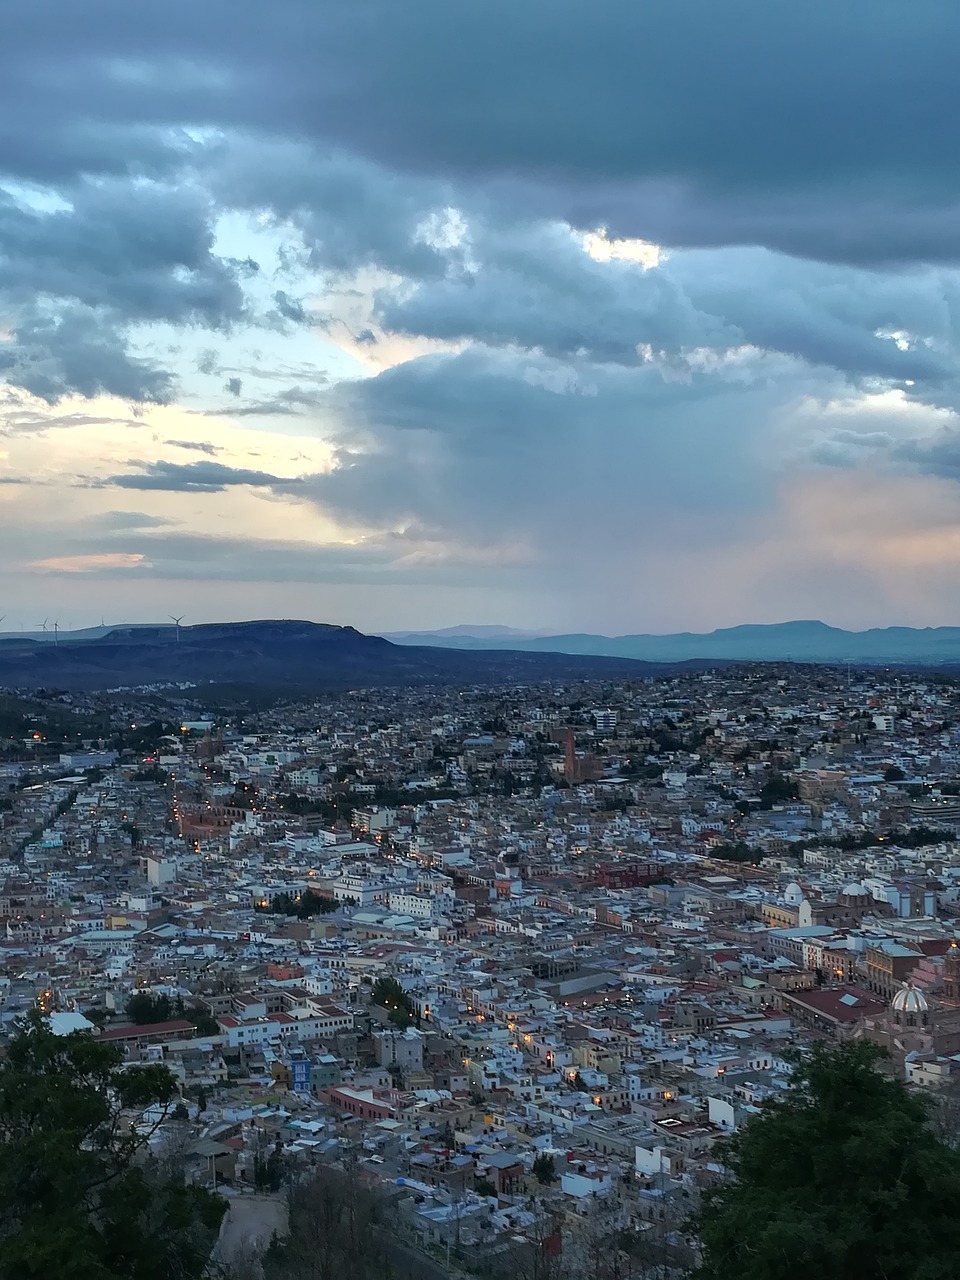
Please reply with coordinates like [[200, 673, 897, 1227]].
[[942, 941, 960, 1004]]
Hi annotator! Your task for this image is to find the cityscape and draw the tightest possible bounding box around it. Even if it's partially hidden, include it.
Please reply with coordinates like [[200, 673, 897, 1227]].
[[4, 0, 960, 1276], [4, 657, 960, 1272]]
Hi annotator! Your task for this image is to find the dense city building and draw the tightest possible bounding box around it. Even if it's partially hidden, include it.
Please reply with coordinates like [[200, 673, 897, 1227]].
[[4, 662, 960, 1261]]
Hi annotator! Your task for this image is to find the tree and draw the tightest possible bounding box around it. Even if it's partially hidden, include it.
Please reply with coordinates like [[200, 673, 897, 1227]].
[[371, 976, 413, 1024], [254, 891, 338, 920], [252, 1146, 284, 1193], [0, 1010, 224, 1277], [757, 771, 798, 809], [532, 1153, 557, 1184], [885, 765, 906, 782], [693, 1040, 960, 1280], [186, 1008, 219, 1037], [264, 1167, 394, 1280], [132, 765, 168, 784], [126, 991, 175, 1025]]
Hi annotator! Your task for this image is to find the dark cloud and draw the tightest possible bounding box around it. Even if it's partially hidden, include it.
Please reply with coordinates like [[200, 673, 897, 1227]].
[[196, 348, 221, 376], [104, 458, 298, 492], [272, 291, 307, 324], [0, 307, 175, 403], [205, 401, 302, 418], [195, 384, 326, 417], [897, 431, 960, 480], [0, 408, 143, 434], [303, 344, 830, 562], [210, 143, 454, 280], [1, 1, 958, 263], [3, 1, 955, 412], [374, 228, 960, 395], [5, 0, 960, 632], [808, 429, 897, 468], [0, 182, 248, 326], [164, 438, 220, 455], [0, 179, 261, 401]]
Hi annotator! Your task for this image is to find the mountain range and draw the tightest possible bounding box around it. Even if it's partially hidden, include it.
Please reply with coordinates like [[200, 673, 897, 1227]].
[[382, 619, 960, 665], [0, 620, 717, 693]]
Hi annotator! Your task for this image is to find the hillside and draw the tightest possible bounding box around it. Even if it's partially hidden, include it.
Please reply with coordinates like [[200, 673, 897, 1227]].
[[383, 619, 960, 665], [0, 620, 719, 692]]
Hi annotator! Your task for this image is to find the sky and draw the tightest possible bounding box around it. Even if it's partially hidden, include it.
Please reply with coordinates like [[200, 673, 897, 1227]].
[[5, 2, 960, 636]]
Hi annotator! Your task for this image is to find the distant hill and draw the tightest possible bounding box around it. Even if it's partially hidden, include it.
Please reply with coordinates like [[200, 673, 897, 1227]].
[[387, 624, 551, 641], [381, 619, 960, 665], [0, 620, 720, 692]]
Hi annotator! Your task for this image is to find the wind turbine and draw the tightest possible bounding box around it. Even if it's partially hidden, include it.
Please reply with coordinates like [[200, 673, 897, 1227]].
[[37, 619, 48, 639], [169, 614, 185, 644], [52, 620, 59, 647]]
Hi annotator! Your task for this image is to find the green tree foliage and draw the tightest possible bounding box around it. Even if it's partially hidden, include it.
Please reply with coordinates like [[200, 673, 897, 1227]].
[[532, 1153, 556, 1184], [126, 992, 216, 1036], [253, 1144, 285, 1193], [120, 820, 140, 849], [371, 976, 409, 1010], [189, 1011, 219, 1036], [694, 1040, 960, 1280], [370, 976, 416, 1029], [0, 1010, 224, 1277], [707, 841, 762, 864], [799, 825, 956, 854], [254, 891, 338, 920], [131, 765, 168, 783], [56, 788, 78, 817], [126, 991, 175, 1024], [116, 720, 178, 754], [757, 771, 798, 809]]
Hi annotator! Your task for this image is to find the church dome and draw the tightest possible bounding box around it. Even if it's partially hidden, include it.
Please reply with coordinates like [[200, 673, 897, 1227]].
[[842, 881, 867, 897], [784, 882, 805, 906], [891, 983, 928, 1015]]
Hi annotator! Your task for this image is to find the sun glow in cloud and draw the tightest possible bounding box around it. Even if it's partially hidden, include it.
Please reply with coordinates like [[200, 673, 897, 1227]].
[[4, 1, 960, 631], [29, 553, 148, 573], [582, 230, 661, 268]]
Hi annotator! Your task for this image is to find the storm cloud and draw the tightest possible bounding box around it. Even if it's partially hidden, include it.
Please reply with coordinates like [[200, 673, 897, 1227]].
[[4, 2, 960, 631]]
